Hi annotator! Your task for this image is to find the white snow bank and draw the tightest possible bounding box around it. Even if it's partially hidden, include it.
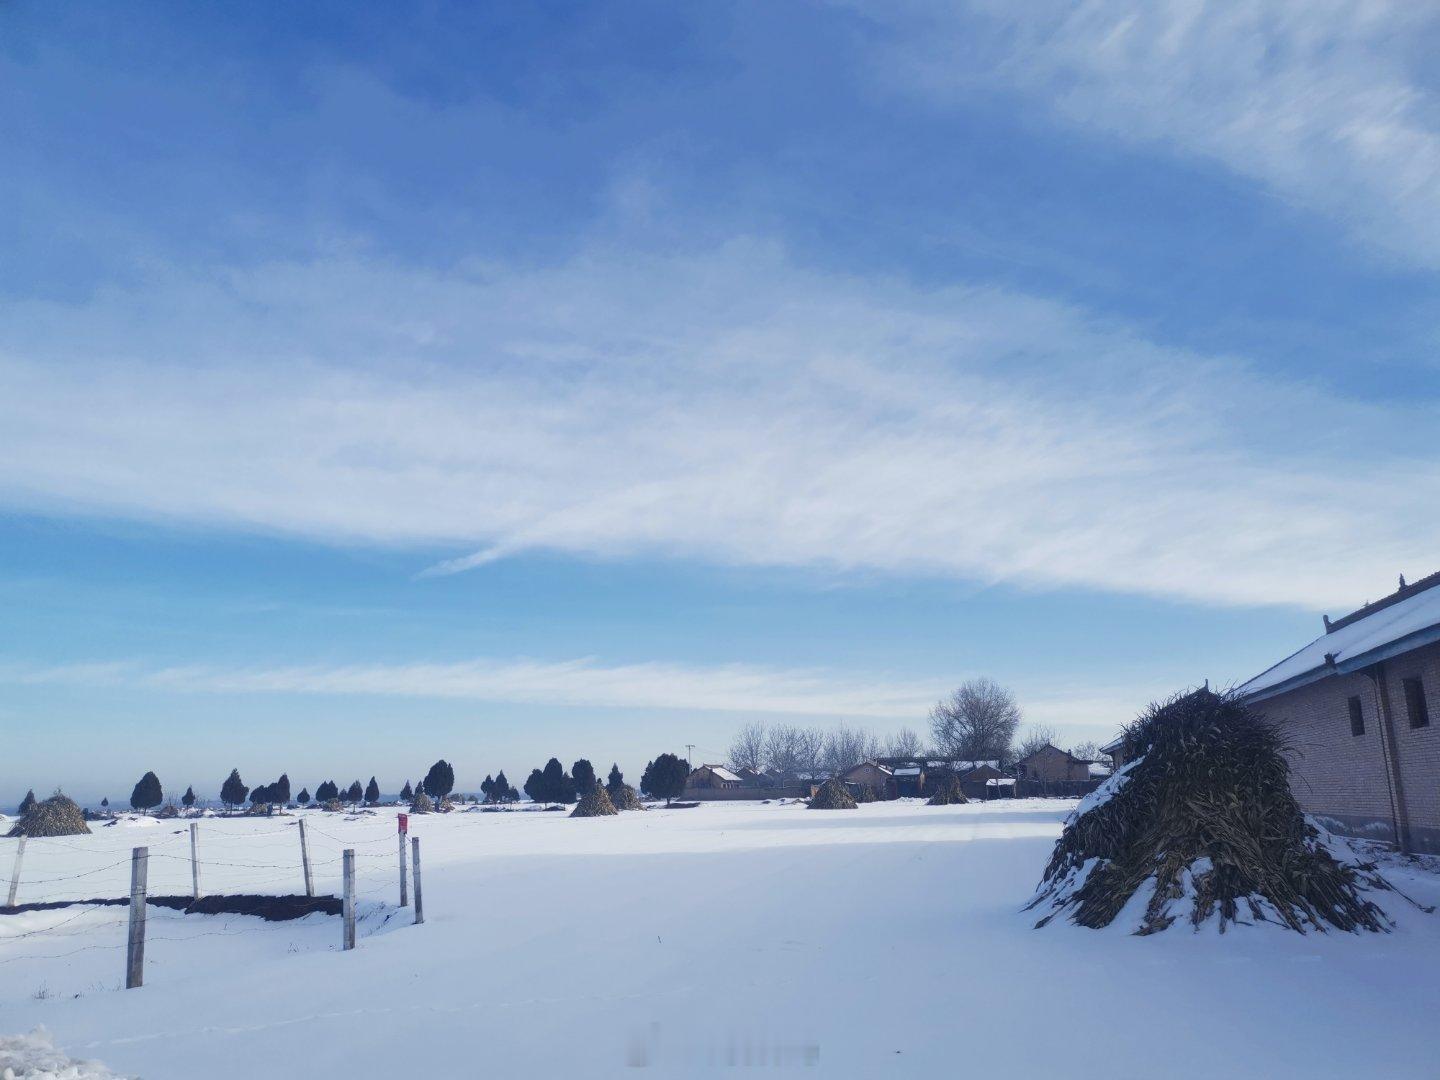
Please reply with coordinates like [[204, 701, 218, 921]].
[[0, 1028, 125, 1079]]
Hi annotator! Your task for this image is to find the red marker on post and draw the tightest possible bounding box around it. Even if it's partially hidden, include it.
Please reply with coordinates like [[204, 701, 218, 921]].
[[397, 813, 409, 906]]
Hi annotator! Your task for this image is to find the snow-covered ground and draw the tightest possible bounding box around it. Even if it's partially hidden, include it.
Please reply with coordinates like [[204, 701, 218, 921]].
[[3, 799, 1439, 1078]]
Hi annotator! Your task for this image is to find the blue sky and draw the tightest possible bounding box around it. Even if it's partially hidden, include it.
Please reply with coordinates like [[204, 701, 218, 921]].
[[3, 1, 1439, 803]]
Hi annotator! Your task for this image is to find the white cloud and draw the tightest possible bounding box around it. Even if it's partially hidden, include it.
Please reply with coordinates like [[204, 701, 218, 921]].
[[859, 0, 1440, 266], [1, 238, 1437, 609], [0, 656, 940, 719]]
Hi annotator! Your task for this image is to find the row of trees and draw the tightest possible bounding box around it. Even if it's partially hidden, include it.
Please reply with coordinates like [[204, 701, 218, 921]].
[[88, 761, 462, 813], [726, 722, 917, 782], [727, 679, 1109, 776], [514, 756, 691, 807]]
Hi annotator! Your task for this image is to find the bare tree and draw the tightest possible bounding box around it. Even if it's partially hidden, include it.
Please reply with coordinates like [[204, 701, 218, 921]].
[[1015, 724, 1059, 762], [821, 726, 881, 776], [795, 727, 826, 778], [929, 678, 1022, 764], [728, 722, 768, 773], [1068, 740, 1112, 769], [763, 724, 803, 781], [883, 727, 925, 759]]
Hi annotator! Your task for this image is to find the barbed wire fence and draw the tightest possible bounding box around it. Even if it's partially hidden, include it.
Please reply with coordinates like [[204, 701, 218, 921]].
[[0, 814, 425, 989]]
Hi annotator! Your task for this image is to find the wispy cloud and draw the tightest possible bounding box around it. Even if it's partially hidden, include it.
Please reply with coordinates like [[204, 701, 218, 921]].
[[1, 238, 1437, 608], [0, 655, 941, 720], [860, 0, 1440, 267]]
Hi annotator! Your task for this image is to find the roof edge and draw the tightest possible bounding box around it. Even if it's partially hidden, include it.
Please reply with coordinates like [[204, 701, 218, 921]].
[[1241, 622, 1440, 704]]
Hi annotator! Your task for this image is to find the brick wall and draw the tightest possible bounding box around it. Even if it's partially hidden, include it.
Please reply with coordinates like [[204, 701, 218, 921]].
[[1379, 639, 1440, 852], [1252, 639, 1440, 853]]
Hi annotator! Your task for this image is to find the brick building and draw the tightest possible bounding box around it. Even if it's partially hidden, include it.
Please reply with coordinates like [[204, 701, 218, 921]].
[[1238, 571, 1440, 855], [841, 761, 897, 800], [1012, 743, 1092, 783]]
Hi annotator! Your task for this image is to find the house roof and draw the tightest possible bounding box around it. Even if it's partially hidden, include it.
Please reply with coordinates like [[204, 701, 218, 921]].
[[893, 767, 922, 777], [844, 761, 893, 777], [1013, 743, 1078, 766], [695, 764, 742, 783], [1238, 571, 1440, 702], [1087, 762, 1112, 779]]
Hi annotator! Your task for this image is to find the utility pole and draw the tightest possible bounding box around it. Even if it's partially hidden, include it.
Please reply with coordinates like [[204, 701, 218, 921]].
[[685, 744, 695, 765]]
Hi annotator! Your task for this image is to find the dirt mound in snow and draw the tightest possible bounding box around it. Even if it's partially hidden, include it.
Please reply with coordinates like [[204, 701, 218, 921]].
[[2, 894, 340, 922], [571, 786, 618, 817], [926, 777, 968, 805], [6, 795, 89, 837], [607, 784, 644, 811], [1028, 688, 1407, 934], [808, 779, 857, 810]]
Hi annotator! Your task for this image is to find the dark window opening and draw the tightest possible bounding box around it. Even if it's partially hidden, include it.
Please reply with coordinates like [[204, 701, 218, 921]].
[[1403, 677, 1430, 729], [1348, 696, 1365, 737]]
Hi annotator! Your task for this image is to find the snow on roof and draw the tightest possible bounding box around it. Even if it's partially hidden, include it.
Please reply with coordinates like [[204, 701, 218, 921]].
[[707, 766, 742, 783], [1239, 573, 1440, 700], [893, 767, 921, 776], [1087, 762, 1112, 778], [985, 778, 1017, 786]]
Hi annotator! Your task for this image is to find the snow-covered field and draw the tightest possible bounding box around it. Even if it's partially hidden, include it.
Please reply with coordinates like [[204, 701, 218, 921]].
[[3, 799, 1439, 1078]]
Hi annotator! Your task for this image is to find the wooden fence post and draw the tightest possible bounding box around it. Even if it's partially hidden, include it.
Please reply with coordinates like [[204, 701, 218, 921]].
[[6, 836, 25, 908], [189, 822, 202, 899], [342, 848, 355, 951], [397, 814, 409, 908], [298, 818, 314, 897], [126, 846, 148, 989], [411, 836, 423, 925]]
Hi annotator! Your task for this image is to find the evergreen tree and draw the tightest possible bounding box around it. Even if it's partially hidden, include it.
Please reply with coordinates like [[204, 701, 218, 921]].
[[100, 796, 109, 809], [481, 775, 494, 802], [251, 783, 272, 805], [640, 754, 690, 806], [494, 770, 516, 802], [19, 790, 36, 814], [523, 768, 546, 804], [606, 764, 624, 795], [365, 777, 380, 805], [347, 780, 363, 803], [130, 771, 163, 811], [220, 769, 249, 809], [539, 758, 577, 803], [400, 780, 413, 801], [181, 786, 196, 808], [275, 774, 292, 804], [572, 759, 597, 795], [422, 760, 455, 800], [297, 787, 311, 805]]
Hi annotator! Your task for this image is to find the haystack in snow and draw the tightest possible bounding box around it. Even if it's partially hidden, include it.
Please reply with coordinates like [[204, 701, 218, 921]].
[[409, 792, 434, 815], [1029, 688, 1399, 934], [7, 794, 90, 837], [808, 778, 857, 810], [608, 783, 644, 811], [926, 776, 968, 806], [570, 785, 618, 818]]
